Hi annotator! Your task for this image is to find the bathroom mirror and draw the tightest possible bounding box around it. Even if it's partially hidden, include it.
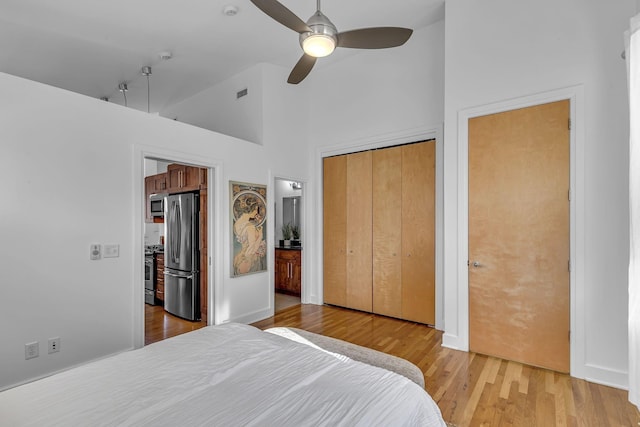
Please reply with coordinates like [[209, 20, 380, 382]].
[[282, 196, 301, 230]]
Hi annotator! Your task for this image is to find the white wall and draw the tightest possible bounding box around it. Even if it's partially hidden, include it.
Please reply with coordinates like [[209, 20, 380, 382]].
[[308, 22, 445, 146], [160, 64, 265, 144], [0, 69, 307, 390], [443, 0, 635, 388]]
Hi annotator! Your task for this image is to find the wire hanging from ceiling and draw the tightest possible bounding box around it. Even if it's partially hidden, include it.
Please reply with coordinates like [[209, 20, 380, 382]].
[[141, 66, 152, 113], [118, 82, 128, 107], [103, 52, 170, 110]]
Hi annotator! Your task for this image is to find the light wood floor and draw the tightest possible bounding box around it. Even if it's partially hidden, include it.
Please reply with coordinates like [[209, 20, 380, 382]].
[[145, 304, 206, 345], [252, 304, 640, 427], [144, 293, 301, 345]]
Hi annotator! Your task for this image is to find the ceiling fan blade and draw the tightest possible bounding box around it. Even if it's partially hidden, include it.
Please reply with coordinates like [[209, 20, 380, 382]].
[[337, 27, 413, 49], [250, 0, 311, 33], [287, 54, 317, 84]]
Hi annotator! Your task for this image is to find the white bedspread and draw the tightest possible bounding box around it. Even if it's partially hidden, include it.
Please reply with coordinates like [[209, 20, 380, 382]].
[[0, 323, 445, 426]]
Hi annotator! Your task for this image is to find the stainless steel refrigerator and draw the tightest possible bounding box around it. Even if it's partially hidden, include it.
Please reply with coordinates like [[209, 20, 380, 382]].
[[164, 192, 200, 321]]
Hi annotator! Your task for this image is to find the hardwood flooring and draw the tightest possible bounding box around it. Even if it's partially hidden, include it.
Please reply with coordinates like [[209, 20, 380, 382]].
[[144, 304, 206, 345], [275, 291, 301, 313], [252, 304, 640, 427], [145, 295, 299, 345]]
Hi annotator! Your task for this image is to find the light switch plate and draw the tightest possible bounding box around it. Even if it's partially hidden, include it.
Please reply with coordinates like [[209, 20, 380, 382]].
[[103, 244, 119, 258], [90, 244, 101, 260]]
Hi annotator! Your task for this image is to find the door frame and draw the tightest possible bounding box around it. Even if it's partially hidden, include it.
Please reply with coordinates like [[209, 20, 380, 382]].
[[314, 123, 444, 330], [451, 86, 585, 378], [132, 144, 224, 349], [271, 173, 307, 310]]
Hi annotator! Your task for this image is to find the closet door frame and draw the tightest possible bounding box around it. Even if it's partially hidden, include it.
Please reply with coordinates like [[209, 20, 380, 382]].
[[316, 124, 444, 330]]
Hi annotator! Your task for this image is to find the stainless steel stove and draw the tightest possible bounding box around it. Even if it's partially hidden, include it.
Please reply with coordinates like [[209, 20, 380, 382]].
[[144, 245, 164, 305]]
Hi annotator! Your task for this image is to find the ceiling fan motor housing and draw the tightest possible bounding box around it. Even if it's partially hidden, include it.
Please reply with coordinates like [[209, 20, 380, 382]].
[[299, 11, 338, 57]]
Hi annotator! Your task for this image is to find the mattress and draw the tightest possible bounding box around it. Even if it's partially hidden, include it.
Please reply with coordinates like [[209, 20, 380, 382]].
[[0, 323, 445, 426]]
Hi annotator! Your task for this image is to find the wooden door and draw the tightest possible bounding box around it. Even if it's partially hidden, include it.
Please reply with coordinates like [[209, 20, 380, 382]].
[[401, 141, 436, 324], [323, 152, 373, 312], [372, 141, 436, 323], [372, 146, 403, 318], [323, 155, 348, 307], [345, 151, 373, 311], [468, 100, 570, 372]]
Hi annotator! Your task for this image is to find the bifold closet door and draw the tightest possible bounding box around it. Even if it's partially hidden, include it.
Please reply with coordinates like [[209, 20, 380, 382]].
[[401, 141, 436, 325], [372, 146, 403, 318], [323, 155, 347, 307], [323, 152, 372, 312], [324, 142, 434, 323], [372, 141, 435, 324]]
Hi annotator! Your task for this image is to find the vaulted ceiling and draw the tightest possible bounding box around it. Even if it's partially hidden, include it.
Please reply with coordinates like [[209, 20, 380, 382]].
[[0, 0, 444, 113]]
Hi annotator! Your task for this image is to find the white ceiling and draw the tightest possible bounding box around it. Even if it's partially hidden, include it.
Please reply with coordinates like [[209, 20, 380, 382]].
[[0, 0, 444, 113]]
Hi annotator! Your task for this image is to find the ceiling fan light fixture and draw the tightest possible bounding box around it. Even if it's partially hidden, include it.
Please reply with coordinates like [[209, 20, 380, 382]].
[[302, 34, 335, 57]]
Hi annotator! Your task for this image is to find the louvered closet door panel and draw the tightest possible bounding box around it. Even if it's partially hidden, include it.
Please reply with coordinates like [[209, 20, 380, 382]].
[[372, 146, 403, 318], [323, 155, 348, 307], [346, 151, 373, 312], [401, 141, 436, 324]]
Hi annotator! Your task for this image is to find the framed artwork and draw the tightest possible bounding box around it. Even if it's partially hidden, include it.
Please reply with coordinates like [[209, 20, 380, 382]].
[[230, 181, 267, 277]]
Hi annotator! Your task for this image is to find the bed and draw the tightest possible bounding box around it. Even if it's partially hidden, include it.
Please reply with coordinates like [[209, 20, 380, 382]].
[[0, 323, 445, 426]]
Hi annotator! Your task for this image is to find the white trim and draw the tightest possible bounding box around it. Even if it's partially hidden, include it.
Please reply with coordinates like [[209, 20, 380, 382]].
[[584, 363, 629, 390], [132, 144, 224, 349], [271, 173, 310, 309], [452, 86, 585, 379], [312, 124, 445, 330]]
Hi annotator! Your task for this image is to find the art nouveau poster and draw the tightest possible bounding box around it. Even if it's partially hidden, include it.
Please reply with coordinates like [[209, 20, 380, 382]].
[[230, 181, 267, 277]]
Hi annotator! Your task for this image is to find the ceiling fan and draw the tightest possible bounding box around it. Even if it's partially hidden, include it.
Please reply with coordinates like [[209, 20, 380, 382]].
[[250, 0, 413, 84]]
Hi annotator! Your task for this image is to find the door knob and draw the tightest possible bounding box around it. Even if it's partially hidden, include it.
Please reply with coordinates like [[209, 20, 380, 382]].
[[472, 261, 481, 268]]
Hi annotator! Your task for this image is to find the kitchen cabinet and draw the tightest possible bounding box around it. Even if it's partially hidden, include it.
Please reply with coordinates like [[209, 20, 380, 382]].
[[275, 249, 301, 296], [149, 173, 167, 193], [323, 141, 435, 325], [144, 173, 167, 223], [156, 253, 165, 303], [166, 164, 205, 193]]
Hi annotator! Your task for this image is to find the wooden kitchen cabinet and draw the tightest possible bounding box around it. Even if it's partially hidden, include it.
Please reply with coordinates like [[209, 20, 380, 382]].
[[166, 164, 205, 193], [156, 253, 165, 303], [149, 173, 167, 193], [275, 249, 301, 296], [144, 173, 167, 223]]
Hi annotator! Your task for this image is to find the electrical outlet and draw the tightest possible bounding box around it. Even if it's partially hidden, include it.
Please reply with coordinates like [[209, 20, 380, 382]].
[[90, 244, 101, 260], [25, 342, 39, 360], [48, 337, 60, 354]]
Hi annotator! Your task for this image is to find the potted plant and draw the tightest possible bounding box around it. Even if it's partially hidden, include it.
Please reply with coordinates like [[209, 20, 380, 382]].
[[280, 223, 292, 247], [291, 225, 301, 247]]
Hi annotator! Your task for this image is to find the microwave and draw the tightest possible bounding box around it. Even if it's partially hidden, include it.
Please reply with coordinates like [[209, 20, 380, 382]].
[[149, 194, 166, 217]]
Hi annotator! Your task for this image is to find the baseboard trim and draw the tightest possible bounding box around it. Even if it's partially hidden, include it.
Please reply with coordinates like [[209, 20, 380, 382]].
[[442, 333, 464, 350], [228, 307, 274, 325], [583, 363, 628, 390]]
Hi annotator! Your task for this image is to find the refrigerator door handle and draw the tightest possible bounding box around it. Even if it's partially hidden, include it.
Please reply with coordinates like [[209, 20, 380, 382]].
[[175, 201, 181, 263], [164, 270, 194, 280], [170, 200, 181, 264]]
